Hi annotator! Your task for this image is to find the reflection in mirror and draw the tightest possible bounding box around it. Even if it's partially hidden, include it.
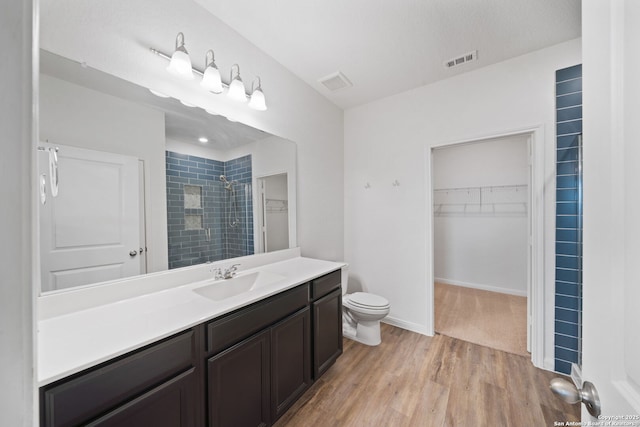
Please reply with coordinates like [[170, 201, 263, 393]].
[[256, 173, 290, 253], [38, 50, 297, 293]]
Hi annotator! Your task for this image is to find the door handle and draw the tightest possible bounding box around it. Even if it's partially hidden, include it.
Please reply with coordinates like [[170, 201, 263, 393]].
[[550, 378, 601, 417], [129, 250, 138, 257]]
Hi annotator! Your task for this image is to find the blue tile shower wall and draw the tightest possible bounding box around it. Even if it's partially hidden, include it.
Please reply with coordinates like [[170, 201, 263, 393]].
[[554, 64, 582, 375], [222, 155, 253, 259], [166, 152, 253, 269]]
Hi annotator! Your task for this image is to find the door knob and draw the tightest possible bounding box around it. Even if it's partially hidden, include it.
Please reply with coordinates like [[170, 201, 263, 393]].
[[129, 250, 138, 257], [550, 378, 601, 417]]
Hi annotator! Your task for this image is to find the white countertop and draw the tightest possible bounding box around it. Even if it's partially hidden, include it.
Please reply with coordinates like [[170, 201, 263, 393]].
[[37, 256, 344, 386]]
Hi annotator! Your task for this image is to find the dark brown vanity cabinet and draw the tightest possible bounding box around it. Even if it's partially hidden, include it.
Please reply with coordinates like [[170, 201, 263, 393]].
[[40, 269, 343, 427], [40, 329, 200, 427], [310, 271, 343, 379], [205, 285, 311, 426], [270, 307, 311, 421], [207, 330, 271, 427]]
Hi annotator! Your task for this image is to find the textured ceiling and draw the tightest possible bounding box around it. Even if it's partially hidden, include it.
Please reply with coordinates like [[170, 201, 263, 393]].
[[195, 0, 581, 109]]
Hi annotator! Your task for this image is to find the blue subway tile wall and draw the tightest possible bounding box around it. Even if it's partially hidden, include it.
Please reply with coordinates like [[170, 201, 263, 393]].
[[222, 155, 254, 259], [554, 64, 582, 374], [166, 152, 253, 269]]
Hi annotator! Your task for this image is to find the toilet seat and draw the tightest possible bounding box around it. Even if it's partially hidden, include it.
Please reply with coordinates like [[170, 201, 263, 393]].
[[346, 292, 390, 310]]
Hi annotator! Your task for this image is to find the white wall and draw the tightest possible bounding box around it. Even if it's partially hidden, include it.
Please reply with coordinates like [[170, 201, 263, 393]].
[[0, 0, 34, 425], [39, 75, 169, 273], [344, 39, 581, 365], [40, 0, 344, 262], [433, 136, 529, 296]]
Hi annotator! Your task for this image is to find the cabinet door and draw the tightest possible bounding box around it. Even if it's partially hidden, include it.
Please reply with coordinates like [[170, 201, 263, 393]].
[[86, 369, 197, 427], [270, 307, 311, 422], [207, 330, 270, 427], [312, 288, 343, 378]]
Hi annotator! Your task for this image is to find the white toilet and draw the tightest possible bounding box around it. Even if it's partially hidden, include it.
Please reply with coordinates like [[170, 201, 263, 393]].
[[341, 265, 390, 346]]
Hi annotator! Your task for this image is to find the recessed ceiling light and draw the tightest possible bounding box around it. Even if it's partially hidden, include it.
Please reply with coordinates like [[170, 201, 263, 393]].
[[198, 137, 208, 143]]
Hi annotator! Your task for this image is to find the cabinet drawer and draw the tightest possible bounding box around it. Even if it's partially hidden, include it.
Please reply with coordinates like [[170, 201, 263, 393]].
[[41, 330, 196, 427], [310, 270, 341, 300], [85, 368, 197, 427], [206, 284, 309, 355]]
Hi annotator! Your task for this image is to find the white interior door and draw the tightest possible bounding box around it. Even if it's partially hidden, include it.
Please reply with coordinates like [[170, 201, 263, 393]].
[[39, 143, 142, 291], [580, 0, 640, 419]]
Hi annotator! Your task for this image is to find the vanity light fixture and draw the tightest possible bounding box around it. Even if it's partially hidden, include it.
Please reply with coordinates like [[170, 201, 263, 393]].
[[227, 64, 247, 103], [200, 50, 223, 94], [166, 32, 194, 80], [248, 76, 267, 111], [151, 35, 267, 111]]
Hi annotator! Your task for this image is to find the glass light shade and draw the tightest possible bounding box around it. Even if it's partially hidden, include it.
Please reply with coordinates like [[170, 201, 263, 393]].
[[201, 67, 223, 93], [227, 78, 247, 102], [248, 88, 267, 111], [166, 49, 194, 80]]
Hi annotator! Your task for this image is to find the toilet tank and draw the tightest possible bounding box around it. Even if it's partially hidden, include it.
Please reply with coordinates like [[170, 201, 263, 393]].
[[341, 264, 349, 295]]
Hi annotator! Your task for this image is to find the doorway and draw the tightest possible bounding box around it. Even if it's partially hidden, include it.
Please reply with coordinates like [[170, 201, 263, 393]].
[[429, 128, 544, 364], [256, 173, 289, 253]]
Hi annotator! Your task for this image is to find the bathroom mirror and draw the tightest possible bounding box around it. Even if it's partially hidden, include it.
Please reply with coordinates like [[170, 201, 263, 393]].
[[37, 49, 297, 293]]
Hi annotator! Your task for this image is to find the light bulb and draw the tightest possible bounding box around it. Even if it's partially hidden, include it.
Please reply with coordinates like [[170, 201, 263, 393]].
[[228, 78, 247, 102], [166, 33, 194, 80], [201, 50, 223, 93], [201, 67, 223, 93], [248, 88, 267, 111]]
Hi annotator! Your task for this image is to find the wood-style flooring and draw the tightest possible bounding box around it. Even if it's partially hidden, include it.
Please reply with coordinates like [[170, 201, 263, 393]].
[[435, 282, 528, 356], [275, 324, 579, 427]]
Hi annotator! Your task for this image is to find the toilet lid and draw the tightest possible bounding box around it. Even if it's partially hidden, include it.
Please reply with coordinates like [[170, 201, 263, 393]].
[[348, 292, 390, 309]]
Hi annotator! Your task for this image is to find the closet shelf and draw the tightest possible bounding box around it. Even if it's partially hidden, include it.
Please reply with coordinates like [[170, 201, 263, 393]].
[[265, 198, 288, 213], [433, 184, 528, 216]]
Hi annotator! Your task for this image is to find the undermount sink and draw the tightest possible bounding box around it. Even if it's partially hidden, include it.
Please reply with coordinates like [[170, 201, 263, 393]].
[[192, 271, 286, 301]]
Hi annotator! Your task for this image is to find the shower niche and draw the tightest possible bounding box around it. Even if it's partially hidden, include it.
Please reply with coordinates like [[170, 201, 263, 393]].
[[166, 152, 254, 269]]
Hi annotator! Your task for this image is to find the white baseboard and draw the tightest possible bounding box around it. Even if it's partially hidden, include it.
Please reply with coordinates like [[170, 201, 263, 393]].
[[382, 316, 433, 337], [435, 277, 527, 297]]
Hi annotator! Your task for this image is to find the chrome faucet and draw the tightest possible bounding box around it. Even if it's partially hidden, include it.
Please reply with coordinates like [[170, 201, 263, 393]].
[[223, 264, 240, 279], [211, 266, 224, 280]]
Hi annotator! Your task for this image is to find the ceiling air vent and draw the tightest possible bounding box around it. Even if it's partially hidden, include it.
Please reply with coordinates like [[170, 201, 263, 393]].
[[318, 71, 353, 91], [444, 50, 478, 69]]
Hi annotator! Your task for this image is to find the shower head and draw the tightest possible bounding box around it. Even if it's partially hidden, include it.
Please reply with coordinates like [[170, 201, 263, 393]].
[[220, 175, 233, 190]]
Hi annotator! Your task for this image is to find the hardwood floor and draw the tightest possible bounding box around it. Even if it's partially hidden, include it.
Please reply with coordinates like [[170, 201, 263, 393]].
[[275, 324, 579, 427], [435, 282, 528, 356]]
